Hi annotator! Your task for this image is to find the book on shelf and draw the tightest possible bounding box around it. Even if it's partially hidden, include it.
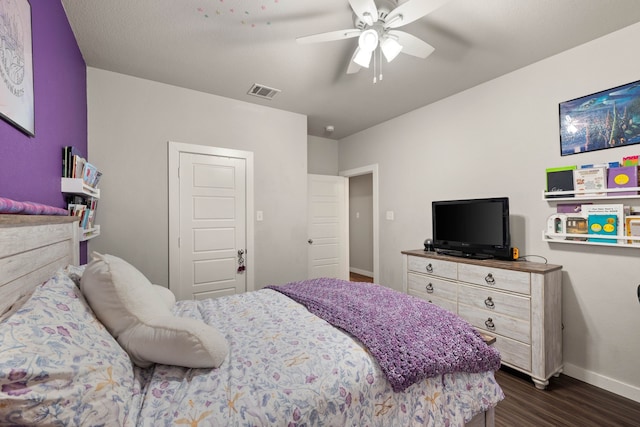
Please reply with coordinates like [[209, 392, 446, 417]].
[[82, 162, 99, 187], [573, 167, 606, 197], [581, 204, 625, 241], [587, 214, 618, 243], [546, 165, 576, 198], [622, 155, 639, 167], [62, 146, 80, 178], [565, 216, 588, 241], [625, 215, 640, 244], [72, 155, 86, 179], [607, 165, 638, 196]]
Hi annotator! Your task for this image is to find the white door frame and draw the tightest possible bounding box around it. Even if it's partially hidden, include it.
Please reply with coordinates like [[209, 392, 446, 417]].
[[168, 141, 255, 293], [340, 164, 379, 283]]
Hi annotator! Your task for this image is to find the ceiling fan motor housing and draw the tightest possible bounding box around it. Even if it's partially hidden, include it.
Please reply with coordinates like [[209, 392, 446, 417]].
[[353, 0, 397, 29]]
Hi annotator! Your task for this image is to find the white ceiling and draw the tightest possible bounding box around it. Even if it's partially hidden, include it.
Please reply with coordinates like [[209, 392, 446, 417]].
[[61, 0, 640, 140]]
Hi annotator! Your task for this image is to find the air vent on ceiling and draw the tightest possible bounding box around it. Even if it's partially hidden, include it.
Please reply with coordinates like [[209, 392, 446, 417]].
[[247, 83, 281, 100]]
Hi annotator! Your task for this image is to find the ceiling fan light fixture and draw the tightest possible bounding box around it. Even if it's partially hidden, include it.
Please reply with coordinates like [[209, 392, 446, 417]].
[[353, 46, 373, 68], [381, 36, 403, 62], [358, 29, 379, 51]]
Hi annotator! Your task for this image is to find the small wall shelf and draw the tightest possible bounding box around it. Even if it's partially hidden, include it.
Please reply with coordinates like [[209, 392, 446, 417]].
[[61, 178, 100, 198], [542, 187, 640, 201], [542, 186, 640, 248], [61, 178, 100, 241], [79, 225, 101, 242], [542, 231, 640, 247]]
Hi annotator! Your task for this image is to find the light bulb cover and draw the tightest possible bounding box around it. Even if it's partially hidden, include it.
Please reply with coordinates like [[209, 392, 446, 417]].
[[381, 36, 403, 62], [353, 47, 373, 68], [358, 29, 379, 51]]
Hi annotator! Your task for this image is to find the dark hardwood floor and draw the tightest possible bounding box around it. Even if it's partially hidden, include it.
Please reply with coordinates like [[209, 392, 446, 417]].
[[495, 367, 640, 427], [350, 272, 373, 283]]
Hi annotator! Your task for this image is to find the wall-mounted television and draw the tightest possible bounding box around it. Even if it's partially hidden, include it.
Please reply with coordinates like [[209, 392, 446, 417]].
[[432, 197, 511, 260]]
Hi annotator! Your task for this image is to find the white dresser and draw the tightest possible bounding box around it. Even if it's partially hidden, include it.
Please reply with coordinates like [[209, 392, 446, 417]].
[[402, 249, 563, 389]]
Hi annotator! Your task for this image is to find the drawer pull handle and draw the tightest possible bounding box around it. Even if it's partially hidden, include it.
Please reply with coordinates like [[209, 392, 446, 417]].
[[425, 263, 433, 273], [484, 297, 495, 309], [485, 318, 496, 331], [485, 273, 495, 285], [425, 283, 434, 293]]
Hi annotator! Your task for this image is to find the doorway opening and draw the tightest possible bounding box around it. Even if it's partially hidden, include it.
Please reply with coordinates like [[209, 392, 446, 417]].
[[340, 164, 379, 284]]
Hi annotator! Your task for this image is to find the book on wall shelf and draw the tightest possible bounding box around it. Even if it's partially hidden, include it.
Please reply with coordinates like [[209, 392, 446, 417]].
[[61, 147, 102, 241], [573, 167, 606, 197], [546, 165, 576, 198]]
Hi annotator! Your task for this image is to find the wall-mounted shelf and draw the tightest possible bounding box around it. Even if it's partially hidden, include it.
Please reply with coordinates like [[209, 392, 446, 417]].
[[80, 225, 101, 242], [61, 177, 100, 241], [542, 231, 640, 247], [61, 178, 100, 198], [542, 187, 640, 201], [542, 185, 640, 248]]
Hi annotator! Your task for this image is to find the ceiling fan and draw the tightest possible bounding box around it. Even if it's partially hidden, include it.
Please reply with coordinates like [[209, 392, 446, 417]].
[[296, 0, 447, 76]]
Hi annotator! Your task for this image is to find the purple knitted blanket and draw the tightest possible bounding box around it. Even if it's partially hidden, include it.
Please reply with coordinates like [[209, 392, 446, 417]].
[[267, 278, 501, 392]]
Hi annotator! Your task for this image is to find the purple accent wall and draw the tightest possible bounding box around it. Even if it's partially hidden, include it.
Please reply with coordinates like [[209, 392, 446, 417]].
[[0, 0, 86, 205], [0, 1, 88, 262]]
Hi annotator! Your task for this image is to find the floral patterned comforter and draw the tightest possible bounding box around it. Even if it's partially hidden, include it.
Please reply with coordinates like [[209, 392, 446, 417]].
[[137, 289, 504, 426]]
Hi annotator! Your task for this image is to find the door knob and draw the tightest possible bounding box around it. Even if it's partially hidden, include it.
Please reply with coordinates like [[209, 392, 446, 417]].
[[308, 239, 313, 244]]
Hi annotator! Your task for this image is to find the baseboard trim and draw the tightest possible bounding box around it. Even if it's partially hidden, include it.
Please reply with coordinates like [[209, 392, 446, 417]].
[[563, 362, 640, 403], [349, 267, 373, 278]]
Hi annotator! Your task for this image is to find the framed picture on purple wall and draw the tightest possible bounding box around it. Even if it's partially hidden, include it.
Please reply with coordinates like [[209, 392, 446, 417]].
[[559, 79, 640, 156], [0, 0, 34, 136]]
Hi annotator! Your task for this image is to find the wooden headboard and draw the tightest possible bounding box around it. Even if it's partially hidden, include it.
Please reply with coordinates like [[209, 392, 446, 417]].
[[0, 215, 79, 314]]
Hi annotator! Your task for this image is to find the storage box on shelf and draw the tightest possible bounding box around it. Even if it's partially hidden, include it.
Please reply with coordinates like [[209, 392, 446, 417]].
[[542, 187, 640, 247], [61, 178, 100, 241], [402, 250, 563, 390]]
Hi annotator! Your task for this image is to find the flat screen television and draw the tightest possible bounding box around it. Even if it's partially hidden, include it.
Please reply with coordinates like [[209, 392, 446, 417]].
[[432, 197, 511, 260]]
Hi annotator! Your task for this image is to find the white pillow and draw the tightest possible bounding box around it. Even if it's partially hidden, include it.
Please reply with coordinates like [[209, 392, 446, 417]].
[[153, 284, 176, 309], [80, 252, 228, 368]]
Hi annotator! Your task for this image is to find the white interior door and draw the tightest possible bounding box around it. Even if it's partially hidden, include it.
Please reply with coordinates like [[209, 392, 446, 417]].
[[177, 152, 246, 300], [307, 174, 348, 280]]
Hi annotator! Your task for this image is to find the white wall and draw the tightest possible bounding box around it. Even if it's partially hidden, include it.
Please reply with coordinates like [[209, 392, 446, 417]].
[[308, 135, 339, 175], [87, 68, 308, 290], [339, 23, 640, 401]]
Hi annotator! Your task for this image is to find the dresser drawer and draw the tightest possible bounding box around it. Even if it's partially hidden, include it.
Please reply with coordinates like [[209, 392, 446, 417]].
[[408, 273, 457, 301], [457, 284, 530, 321], [492, 334, 532, 372], [409, 290, 457, 313], [407, 256, 457, 279], [458, 263, 530, 295], [458, 303, 531, 344]]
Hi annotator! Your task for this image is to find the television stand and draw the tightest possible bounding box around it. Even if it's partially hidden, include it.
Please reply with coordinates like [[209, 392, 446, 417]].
[[402, 249, 563, 390]]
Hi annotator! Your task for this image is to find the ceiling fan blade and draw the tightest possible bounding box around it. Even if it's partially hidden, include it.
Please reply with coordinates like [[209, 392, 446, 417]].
[[385, 0, 449, 28], [348, 0, 379, 24], [347, 49, 362, 74], [296, 29, 362, 44], [389, 30, 435, 59]]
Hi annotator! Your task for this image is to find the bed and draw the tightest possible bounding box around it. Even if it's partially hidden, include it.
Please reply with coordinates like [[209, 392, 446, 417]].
[[0, 215, 504, 426]]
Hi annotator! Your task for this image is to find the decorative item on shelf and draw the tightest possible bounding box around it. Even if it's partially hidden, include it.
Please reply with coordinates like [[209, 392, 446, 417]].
[[622, 155, 639, 167]]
